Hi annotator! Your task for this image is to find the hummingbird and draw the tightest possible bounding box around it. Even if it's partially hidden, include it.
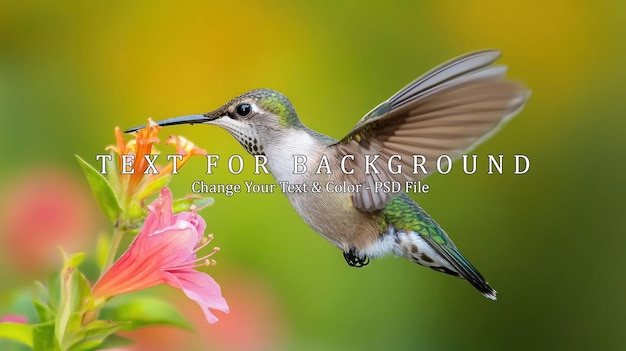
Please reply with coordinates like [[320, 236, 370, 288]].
[[126, 50, 529, 300]]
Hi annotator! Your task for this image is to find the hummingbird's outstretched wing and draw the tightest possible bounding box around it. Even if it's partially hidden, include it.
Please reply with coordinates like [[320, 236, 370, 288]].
[[327, 50, 530, 211]]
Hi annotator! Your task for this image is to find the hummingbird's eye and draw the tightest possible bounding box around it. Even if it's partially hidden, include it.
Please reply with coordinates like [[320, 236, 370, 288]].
[[235, 103, 252, 117]]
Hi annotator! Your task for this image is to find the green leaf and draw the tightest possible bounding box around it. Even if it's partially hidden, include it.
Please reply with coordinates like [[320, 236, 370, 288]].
[[103, 151, 121, 199], [133, 173, 170, 204], [69, 320, 121, 351], [61, 251, 85, 269], [76, 155, 122, 223], [33, 281, 49, 306], [0, 322, 33, 348], [91, 333, 133, 350], [46, 273, 61, 316], [123, 203, 147, 225], [33, 321, 58, 351], [56, 252, 92, 350], [172, 195, 214, 213], [99, 296, 191, 331], [33, 299, 53, 323]]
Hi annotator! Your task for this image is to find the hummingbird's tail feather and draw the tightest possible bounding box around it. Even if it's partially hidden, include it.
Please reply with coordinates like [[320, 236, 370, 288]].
[[396, 230, 497, 300]]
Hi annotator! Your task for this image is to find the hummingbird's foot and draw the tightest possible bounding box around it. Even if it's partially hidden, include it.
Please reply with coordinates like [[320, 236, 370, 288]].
[[343, 248, 369, 268]]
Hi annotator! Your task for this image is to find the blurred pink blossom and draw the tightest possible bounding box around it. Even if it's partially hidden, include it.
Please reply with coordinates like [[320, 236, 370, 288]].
[[0, 168, 98, 276], [0, 314, 28, 324], [116, 275, 287, 351]]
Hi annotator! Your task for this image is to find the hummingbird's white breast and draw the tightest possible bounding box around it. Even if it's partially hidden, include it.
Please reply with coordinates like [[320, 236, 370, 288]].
[[263, 129, 382, 251], [263, 129, 321, 185]]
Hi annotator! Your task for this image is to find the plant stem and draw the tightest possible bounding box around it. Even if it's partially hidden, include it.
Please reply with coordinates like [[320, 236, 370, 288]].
[[102, 220, 124, 271]]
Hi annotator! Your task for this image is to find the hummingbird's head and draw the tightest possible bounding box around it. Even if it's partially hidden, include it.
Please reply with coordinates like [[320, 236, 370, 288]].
[[126, 89, 304, 156]]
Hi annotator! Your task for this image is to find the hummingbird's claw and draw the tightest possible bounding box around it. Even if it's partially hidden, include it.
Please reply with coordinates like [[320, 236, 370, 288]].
[[343, 248, 369, 268]]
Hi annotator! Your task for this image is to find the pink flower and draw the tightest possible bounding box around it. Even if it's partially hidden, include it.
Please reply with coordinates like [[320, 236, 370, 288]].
[[0, 168, 98, 276], [0, 314, 28, 324], [92, 188, 228, 323]]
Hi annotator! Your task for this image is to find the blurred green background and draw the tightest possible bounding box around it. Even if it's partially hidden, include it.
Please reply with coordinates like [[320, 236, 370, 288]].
[[1, 1, 625, 350]]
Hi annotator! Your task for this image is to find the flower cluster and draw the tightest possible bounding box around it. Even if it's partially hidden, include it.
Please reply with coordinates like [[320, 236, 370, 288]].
[[0, 121, 228, 351], [104, 120, 207, 220]]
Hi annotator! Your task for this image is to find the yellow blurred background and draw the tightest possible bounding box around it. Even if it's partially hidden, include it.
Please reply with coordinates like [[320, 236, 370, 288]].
[[1, 1, 625, 350]]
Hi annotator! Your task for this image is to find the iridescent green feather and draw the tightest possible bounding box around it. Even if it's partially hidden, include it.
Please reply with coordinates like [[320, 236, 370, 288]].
[[380, 194, 495, 299], [339, 101, 390, 144], [380, 194, 450, 246], [241, 89, 338, 145], [250, 89, 301, 128]]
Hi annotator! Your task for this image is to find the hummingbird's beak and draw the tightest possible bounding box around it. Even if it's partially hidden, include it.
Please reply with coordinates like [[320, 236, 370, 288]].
[[124, 114, 215, 133]]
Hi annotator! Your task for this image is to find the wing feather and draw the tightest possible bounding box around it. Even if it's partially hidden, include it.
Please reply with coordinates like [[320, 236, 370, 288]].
[[389, 50, 503, 109], [327, 50, 530, 211]]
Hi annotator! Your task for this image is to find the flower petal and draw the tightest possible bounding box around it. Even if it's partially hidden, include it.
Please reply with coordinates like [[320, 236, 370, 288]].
[[142, 187, 176, 234], [105, 126, 128, 156], [173, 210, 206, 244], [163, 270, 229, 324], [94, 220, 200, 297], [93, 186, 228, 325], [93, 188, 201, 298], [165, 135, 207, 157], [127, 121, 161, 193]]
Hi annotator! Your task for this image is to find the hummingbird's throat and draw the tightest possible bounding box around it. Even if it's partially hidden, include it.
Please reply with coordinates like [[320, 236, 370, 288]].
[[229, 128, 265, 156]]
